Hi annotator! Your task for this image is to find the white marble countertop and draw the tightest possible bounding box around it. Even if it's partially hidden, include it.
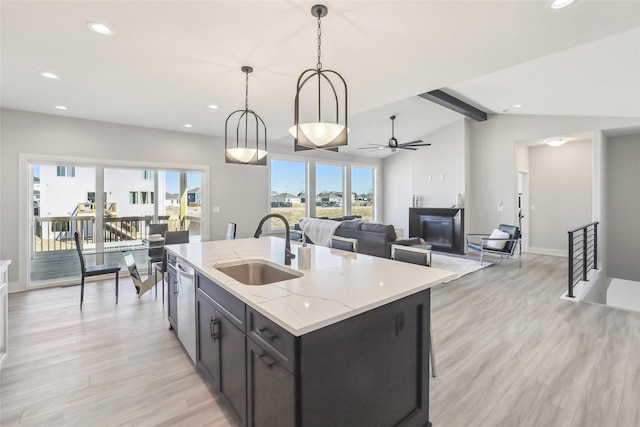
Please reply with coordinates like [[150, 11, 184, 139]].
[[166, 237, 456, 336]]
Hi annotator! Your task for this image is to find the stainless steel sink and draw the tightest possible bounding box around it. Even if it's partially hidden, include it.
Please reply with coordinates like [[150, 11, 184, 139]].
[[214, 259, 303, 286]]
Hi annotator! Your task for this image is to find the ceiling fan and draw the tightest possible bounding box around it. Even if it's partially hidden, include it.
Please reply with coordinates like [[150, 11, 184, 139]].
[[359, 115, 431, 152]]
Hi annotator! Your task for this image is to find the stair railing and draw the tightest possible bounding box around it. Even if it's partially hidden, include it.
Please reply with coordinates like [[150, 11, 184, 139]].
[[567, 222, 599, 298]]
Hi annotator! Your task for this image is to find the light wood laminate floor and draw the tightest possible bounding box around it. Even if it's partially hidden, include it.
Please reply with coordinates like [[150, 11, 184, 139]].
[[1, 253, 639, 426]]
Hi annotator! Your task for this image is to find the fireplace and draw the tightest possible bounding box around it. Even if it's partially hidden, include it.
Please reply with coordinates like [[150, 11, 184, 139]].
[[409, 208, 465, 255]]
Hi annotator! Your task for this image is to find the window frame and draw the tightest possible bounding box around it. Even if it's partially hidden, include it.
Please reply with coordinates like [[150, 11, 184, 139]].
[[268, 155, 378, 230]]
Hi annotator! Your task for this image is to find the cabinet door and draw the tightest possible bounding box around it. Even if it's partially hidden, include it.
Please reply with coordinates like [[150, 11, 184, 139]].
[[217, 311, 246, 425], [247, 338, 295, 427], [196, 291, 247, 424], [196, 293, 217, 384], [167, 265, 178, 331]]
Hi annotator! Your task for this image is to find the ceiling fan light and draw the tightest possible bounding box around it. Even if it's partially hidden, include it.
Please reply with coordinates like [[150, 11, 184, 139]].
[[225, 147, 268, 164]]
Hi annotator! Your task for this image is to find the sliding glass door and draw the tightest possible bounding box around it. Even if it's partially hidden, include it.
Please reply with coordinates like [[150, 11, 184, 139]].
[[29, 161, 205, 284]]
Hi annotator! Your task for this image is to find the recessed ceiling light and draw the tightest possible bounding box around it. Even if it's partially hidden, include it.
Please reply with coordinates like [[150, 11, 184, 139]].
[[40, 71, 59, 79], [55, 105, 68, 110], [184, 124, 193, 128], [87, 22, 115, 35], [546, 138, 567, 147], [550, 0, 576, 10], [208, 104, 219, 110], [513, 104, 522, 108]]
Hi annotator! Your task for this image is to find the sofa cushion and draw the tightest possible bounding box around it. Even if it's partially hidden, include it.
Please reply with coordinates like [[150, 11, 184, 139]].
[[338, 219, 364, 231], [361, 223, 397, 242]]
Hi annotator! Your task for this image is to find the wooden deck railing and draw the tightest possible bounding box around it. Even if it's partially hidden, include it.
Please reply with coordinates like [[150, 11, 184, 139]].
[[33, 215, 201, 253]]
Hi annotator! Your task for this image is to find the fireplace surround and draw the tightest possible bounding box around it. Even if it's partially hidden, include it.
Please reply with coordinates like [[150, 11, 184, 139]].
[[409, 208, 465, 255]]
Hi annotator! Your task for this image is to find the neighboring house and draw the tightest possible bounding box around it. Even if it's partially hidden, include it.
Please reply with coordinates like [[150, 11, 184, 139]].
[[271, 192, 301, 207], [37, 165, 166, 217], [316, 191, 342, 206]]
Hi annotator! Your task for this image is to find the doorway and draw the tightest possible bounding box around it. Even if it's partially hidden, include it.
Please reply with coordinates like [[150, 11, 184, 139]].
[[517, 170, 529, 253]]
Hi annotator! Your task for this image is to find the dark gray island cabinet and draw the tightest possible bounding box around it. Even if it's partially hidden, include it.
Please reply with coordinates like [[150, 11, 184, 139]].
[[195, 271, 432, 427]]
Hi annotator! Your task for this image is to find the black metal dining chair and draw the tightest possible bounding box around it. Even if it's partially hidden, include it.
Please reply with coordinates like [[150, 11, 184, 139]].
[[154, 230, 189, 304], [74, 231, 121, 309], [391, 244, 437, 377], [147, 223, 168, 273]]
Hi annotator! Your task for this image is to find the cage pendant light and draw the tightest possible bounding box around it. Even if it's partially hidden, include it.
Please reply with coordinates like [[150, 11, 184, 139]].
[[289, 4, 348, 151], [225, 66, 268, 165]]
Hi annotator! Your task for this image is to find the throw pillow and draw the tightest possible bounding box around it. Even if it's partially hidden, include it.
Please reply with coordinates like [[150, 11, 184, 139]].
[[486, 229, 510, 250]]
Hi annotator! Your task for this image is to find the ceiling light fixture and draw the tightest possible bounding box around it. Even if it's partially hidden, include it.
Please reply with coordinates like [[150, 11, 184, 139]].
[[55, 105, 68, 110], [224, 66, 268, 165], [87, 22, 115, 36], [40, 71, 59, 79], [546, 138, 567, 147], [184, 124, 193, 128], [208, 104, 219, 110], [289, 4, 348, 151], [550, 0, 576, 10]]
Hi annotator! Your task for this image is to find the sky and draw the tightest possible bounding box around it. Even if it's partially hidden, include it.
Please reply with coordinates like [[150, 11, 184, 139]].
[[271, 159, 373, 195]]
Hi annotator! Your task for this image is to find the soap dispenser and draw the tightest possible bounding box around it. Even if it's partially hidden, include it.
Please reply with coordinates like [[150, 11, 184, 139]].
[[298, 232, 311, 269]]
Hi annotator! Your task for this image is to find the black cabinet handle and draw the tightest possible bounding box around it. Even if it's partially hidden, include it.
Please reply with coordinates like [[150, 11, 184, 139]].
[[258, 327, 278, 342], [258, 353, 276, 369], [212, 318, 220, 341], [173, 280, 179, 295]]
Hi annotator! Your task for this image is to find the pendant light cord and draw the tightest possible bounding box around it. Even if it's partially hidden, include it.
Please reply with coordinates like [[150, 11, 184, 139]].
[[244, 70, 249, 110], [316, 14, 322, 70]]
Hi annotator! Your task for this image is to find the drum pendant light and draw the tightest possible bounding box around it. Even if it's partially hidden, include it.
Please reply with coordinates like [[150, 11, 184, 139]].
[[225, 66, 268, 165], [289, 4, 348, 151]]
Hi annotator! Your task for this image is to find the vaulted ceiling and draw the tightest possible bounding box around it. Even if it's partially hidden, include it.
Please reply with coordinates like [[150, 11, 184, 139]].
[[2, 1, 639, 158]]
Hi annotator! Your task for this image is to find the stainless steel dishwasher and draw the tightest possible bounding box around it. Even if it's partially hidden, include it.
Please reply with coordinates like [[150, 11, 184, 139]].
[[176, 260, 196, 363]]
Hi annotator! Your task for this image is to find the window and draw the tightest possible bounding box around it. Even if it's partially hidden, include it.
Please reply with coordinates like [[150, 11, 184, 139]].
[[352, 166, 374, 220], [28, 160, 206, 285], [270, 159, 306, 227], [269, 158, 377, 224], [316, 163, 343, 218], [56, 166, 75, 177]]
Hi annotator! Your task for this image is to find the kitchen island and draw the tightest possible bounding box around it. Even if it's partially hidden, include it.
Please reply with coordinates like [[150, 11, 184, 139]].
[[166, 237, 455, 427]]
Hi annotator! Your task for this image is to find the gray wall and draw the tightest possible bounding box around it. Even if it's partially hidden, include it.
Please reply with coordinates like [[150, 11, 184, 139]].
[[528, 140, 593, 254], [467, 114, 639, 236], [382, 119, 468, 233], [0, 108, 380, 291], [606, 133, 640, 281]]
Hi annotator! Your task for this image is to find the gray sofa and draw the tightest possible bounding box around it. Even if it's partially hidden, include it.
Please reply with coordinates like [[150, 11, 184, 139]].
[[294, 217, 420, 259]]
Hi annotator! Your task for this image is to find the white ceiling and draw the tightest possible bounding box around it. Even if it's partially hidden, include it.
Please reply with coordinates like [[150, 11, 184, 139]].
[[2, 1, 639, 159]]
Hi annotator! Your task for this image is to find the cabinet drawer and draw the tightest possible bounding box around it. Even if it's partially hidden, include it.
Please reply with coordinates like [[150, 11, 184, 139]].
[[247, 308, 296, 374], [197, 273, 245, 332]]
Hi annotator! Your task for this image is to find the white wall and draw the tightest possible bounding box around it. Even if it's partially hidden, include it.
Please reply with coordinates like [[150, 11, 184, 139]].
[[467, 114, 640, 236], [606, 133, 640, 281], [383, 119, 468, 233], [528, 140, 593, 255], [0, 109, 380, 291]]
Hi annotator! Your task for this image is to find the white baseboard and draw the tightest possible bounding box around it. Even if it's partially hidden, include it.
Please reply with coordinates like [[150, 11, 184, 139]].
[[527, 247, 567, 257]]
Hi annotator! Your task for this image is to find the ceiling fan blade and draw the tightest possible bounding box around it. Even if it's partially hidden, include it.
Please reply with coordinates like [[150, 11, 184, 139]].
[[398, 146, 417, 150], [405, 143, 431, 147], [358, 143, 386, 150]]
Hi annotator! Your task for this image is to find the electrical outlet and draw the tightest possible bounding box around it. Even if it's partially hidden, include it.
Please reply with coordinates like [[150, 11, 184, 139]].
[[497, 202, 504, 212], [213, 206, 220, 213]]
